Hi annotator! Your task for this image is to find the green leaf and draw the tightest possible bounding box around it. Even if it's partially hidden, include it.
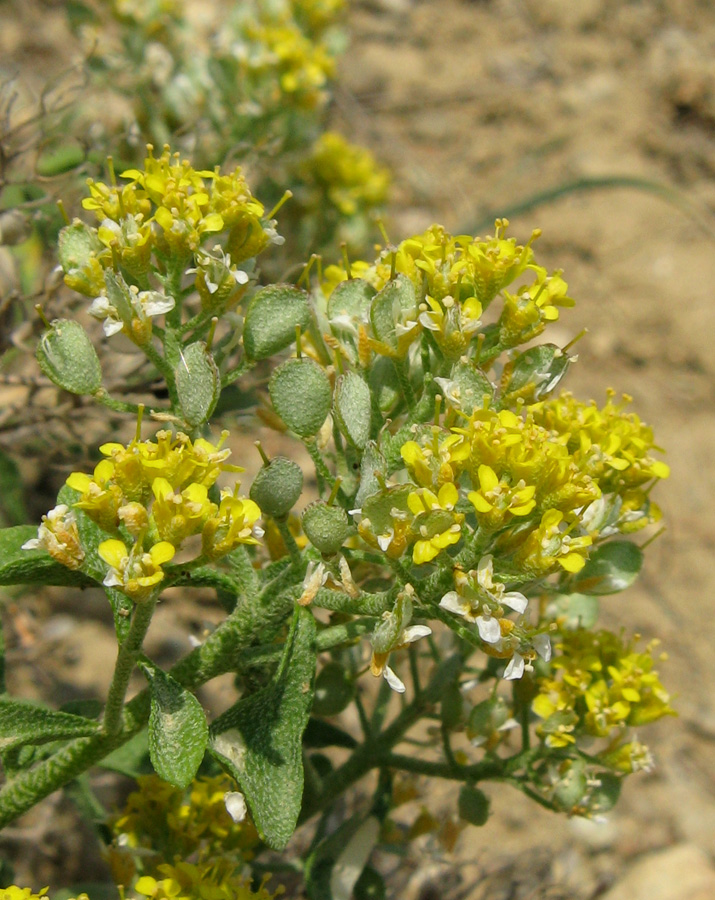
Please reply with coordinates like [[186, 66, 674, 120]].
[[327, 278, 375, 322], [0, 698, 100, 752], [0, 525, 94, 588], [144, 664, 208, 790], [334, 372, 371, 450], [0, 449, 27, 526], [243, 284, 312, 360], [269, 357, 332, 438], [572, 541, 643, 595], [209, 606, 317, 849]]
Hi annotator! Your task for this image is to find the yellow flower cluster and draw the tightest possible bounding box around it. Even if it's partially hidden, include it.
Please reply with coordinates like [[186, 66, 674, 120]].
[[61, 430, 261, 601], [302, 132, 390, 217], [107, 775, 283, 900], [243, 21, 335, 109], [110, 775, 259, 876], [1, 890, 88, 900], [289, 0, 345, 35], [64, 147, 276, 300], [532, 630, 675, 752], [530, 390, 671, 490], [322, 221, 572, 363]]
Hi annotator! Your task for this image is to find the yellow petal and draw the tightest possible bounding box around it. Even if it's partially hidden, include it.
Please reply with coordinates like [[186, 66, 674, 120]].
[[98, 539, 128, 568], [150, 541, 176, 566], [478, 464, 498, 491]]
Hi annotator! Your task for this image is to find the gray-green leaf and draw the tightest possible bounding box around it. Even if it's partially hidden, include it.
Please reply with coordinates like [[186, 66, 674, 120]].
[[145, 664, 208, 790], [209, 606, 317, 849], [0, 697, 100, 752], [572, 541, 643, 595]]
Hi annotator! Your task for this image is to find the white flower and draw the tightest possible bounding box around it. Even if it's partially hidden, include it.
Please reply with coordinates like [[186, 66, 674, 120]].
[[224, 791, 247, 823], [383, 666, 406, 693], [476, 614, 501, 644], [532, 633, 552, 662], [503, 653, 526, 680]]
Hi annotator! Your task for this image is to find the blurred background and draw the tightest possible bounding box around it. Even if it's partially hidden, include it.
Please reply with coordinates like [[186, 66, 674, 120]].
[[2, 0, 715, 896]]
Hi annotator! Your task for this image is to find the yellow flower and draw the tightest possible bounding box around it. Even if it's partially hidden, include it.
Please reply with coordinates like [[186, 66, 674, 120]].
[[67, 458, 124, 531], [507, 509, 592, 575], [407, 482, 463, 564], [151, 477, 216, 546], [201, 490, 263, 559], [98, 538, 175, 602], [467, 463, 536, 529]]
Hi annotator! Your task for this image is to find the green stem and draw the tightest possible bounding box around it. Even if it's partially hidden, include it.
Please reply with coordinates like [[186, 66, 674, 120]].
[[102, 598, 157, 735], [299, 655, 462, 824], [276, 518, 304, 569], [304, 437, 335, 492], [93, 390, 145, 415], [221, 357, 255, 388]]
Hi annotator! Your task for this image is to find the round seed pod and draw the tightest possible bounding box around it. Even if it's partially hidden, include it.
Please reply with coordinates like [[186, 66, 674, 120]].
[[458, 785, 490, 827], [249, 457, 303, 519], [302, 500, 349, 555]]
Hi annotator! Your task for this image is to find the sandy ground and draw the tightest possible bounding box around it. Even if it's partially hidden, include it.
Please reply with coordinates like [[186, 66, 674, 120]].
[[2, 0, 715, 897]]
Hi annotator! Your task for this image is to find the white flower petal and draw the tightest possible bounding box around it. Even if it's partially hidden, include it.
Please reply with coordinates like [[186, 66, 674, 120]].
[[476, 615, 501, 644], [476, 555, 495, 589], [103, 317, 125, 336], [140, 291, 175, 316], [21, 537, 41, 550], [502, 591, 529, 614], [533, 633, 552, 662], [377, 532, 393, 552], [224, 791, 247, 823], [384, 666, 406, 693], [439, 591, 465, 616], [503, 653, 525, 680], [402, 625, 432, 643]]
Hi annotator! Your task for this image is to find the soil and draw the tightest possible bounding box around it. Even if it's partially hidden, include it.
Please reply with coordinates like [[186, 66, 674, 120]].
[[2, 0, 715, 897]]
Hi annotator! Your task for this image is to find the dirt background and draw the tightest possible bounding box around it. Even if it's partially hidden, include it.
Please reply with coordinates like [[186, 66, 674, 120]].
[[2, 0, 715, 897]]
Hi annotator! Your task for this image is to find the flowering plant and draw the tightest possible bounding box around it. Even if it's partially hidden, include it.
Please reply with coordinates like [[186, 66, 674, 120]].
[[0, 147, 673, 898]]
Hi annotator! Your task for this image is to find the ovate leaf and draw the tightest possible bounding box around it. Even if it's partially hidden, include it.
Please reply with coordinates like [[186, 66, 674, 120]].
[[209, 606, 316, 849], [571, 541, 643, 595], [144, 664, 208, 789]]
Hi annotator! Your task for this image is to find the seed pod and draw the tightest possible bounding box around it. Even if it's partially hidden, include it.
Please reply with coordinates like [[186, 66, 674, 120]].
[[302, 500, 349, 555], [175, 341, 220, 427], [249, 457, 303, 519], [37, 319, 102, 395], [458, 785, 490, 827], [243, 284, 311, 360], [269, 357, 332, 438]]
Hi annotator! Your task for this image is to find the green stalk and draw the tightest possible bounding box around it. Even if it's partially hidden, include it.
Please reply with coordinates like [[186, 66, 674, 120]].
[[102, 597, 157, 736]]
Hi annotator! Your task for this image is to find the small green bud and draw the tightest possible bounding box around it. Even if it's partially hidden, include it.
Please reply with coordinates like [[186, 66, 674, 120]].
[[243, 284, 312, 360], [249, 457, 303, 519], [175, 341, 220, 427], [333, 371, 371, 450], [458, 785, 490, 827], [269, 357, 332, 438], [313, 662, 355, 716], [302, 500, 349, 555], [37, 319, 102, 395]]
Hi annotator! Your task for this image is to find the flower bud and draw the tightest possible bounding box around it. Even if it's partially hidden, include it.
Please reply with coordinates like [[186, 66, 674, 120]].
[[37, 319, 102, 395], [249, 457, 303, 519], [301, 500, 349, 555]]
